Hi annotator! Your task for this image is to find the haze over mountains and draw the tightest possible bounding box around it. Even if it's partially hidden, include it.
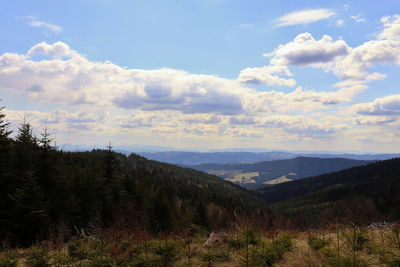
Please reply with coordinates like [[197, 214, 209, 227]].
[[59, 144, 400, 165], [58, 144, 399, 189]]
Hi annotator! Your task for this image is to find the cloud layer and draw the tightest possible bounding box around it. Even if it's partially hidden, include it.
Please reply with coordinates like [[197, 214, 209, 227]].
[[2, 13, 400, 151]]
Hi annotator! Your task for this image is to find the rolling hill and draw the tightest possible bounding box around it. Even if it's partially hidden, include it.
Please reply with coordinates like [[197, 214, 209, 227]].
[[257, 158, 400, 227], [189, 157, 372, 188]]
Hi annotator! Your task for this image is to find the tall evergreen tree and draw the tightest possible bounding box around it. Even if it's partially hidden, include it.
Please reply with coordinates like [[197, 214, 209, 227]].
[[14, 119, 38, 176], [37, 127, 55, 189], [9, 170, 50, 245], [9, 120, 49, 245], [0, 102, 13, 241], [0, 102, 11, 173]]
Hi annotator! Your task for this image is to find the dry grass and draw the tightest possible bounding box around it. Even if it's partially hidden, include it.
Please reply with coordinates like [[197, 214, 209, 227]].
[[1, 226, 399, 266]]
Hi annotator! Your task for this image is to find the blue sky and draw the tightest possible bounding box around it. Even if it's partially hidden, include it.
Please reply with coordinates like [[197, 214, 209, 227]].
[[1, 0, 400, 152]]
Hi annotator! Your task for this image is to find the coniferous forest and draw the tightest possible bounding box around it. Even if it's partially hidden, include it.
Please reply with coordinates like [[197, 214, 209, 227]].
[[0, 103, 268, 247]]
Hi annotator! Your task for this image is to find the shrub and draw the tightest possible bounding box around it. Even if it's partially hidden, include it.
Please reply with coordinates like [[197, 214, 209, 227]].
[[132, 255, 160, 267], [385, 254, 400, 267], [155, 243, 177, 266], [324, 254, 369, 267], [24, 245, 50, 267], [227, 238, 244, 249], [240, 228, 260, 246], [0, 250, 18, 267], [67, 237, 88, 259], [50, 250, 74, 266], [251, 234, 293, 267], [308, 236, 331, 251], [342, 227, 369, 251]]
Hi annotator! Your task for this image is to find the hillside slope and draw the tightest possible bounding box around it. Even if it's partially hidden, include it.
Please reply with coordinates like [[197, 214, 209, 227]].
[[257, 158, 400, 227], [190, 157, 372, 188], [1, 139, 265, 246]]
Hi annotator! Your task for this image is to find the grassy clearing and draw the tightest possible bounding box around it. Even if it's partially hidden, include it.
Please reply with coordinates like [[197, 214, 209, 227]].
[[0, 225, 399, 266]]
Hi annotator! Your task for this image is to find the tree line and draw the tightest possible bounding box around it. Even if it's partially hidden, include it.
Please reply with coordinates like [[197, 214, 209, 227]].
[[0, 103, 266, 247]]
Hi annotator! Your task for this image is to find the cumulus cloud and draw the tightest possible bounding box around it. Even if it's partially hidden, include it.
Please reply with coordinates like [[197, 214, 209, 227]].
[[354, 116, 398, 126], [1, 41, 354, 117], [378, 14, 400, 40], [3, 108, 107, 133], [352, 95, 400, 116], [257, 115, 345, 138], [28, 42, 82, 59], [269, 33, 349, 66], [237, 65, 296, 87], [275, 9, 335, 26], [118, 113, 155, 128], [332, 39, 400, 80], [258, 15, 400, 85]]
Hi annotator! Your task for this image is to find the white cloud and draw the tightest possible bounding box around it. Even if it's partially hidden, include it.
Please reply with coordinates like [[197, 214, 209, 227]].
[[269, 33, 349, 66], [336, 19, 345, 27], [354, 116, 397, 126], [352, 95, 400, 116], [20, 16, 62, 34], [28, 42, 82, 59], [182, 114, 222, 124], [350, 14, 366, 23], [229, 115, 257, 125], [1, 41, 356, 118], [275, 9, 335, 26], [260, 15, 400, 85], [378, 15, 400, 40], [28, 20, 62, 33], [237, 65, 296, 87], [256, 115, 346, 138], [3, 108, 109, 133]]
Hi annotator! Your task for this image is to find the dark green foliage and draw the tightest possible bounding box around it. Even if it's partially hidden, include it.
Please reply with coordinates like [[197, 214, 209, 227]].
[[228, 238, 244, 249], [154, 242, 177, 266], [250, 234, 293, 266], [192, 203, 209, 230], [0, 109, 264, 246], [24, 245, 50, 267], [0, 250, 18, 267], [387, 254, 400, 267], [308, 235, 331, 251], [201, 249, 230, 263], [260, 158, 400, 227]]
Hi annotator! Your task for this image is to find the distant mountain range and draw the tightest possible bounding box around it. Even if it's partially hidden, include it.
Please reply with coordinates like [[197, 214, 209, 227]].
[[189, 157, 372, 188], [138, 151, 400, 165], [58, 145, 400, 165]]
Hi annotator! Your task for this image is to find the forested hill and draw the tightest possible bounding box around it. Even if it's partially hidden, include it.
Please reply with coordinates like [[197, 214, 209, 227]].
[[257, 158, 400, 227], [0, 118, 265, 246], [189, 157, 372, 187]]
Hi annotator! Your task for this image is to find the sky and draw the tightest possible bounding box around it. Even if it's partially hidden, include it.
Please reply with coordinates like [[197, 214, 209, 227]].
[[1, 0, 400, 152]]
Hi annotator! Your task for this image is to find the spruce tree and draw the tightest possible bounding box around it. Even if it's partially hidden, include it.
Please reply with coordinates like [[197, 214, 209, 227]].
[[10, 119, 50, 245], [0, 102, 11, 173], [14, 119, 38, 176], [0, 102, 13, 241], [9, 170, 50, 245]]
